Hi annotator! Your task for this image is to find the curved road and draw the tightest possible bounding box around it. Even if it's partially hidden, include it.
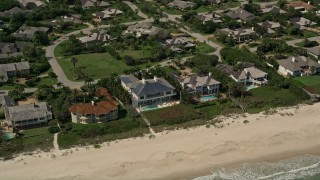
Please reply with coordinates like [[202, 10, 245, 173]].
[[45, 1, 223, 88], [45, 21, 148, 88]]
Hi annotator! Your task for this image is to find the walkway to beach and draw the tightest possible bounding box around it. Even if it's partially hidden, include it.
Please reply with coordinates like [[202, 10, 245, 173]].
[[139, 111, 156, 135], [53, 133, 60, 153]]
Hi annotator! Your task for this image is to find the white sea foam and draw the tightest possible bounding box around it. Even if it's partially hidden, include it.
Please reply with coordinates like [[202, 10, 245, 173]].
[[193, 155, 320, 180]]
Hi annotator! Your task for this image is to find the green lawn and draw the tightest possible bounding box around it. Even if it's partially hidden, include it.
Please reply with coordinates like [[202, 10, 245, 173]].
[[303, 31, 318, 38], [295, 41, 304, 47], [196, 42, 216, 54], [161, 7, 184, 15], [195, 6, 211, 13], [286, 31, 320, 40], [117, 48, 153, 59], [0, 84, 15, 90], [208, 37, 226, 47], [55, 45, 131, 80], [22, 127, 53, 150], [21, 127, 53, 152], [102, 14, 144, 24], [35, 76, 58, 86], [62, 24, 89, 34], [1, 127, 53, 159], [295, 75, 320, 94], [295, 75, 320, 86]]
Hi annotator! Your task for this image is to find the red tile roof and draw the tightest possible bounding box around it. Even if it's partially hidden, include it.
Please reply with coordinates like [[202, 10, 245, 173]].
[[69, 88, 119, 115]]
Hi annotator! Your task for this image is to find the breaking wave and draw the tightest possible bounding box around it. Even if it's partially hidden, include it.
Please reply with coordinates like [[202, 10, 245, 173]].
[[193, 155, 320, 180]]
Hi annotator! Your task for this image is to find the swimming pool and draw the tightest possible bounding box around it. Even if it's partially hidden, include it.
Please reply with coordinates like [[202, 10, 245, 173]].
[[142, 105, 159, 111], [246, 85, 259, 91], [200, 95, 217, 102], [5, 132, 15, 140]]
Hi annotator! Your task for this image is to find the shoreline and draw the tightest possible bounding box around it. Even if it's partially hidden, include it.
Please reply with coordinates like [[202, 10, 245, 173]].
[[171, 145, 320, 180], [0, 103, 320, 179]]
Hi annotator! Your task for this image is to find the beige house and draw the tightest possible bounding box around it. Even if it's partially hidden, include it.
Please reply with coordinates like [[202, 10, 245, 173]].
[[69, 88, 119, 124], [0, 62, 30, 83], [277, 56, 320, 76], [120, 75, 176, 107], [5, 102, 53, 128], [176, 73, 221, 95], [218, 28, 256, 43]]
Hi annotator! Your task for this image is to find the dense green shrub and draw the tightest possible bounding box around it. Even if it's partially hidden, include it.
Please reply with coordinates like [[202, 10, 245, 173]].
[[48, 126, 60, 134]]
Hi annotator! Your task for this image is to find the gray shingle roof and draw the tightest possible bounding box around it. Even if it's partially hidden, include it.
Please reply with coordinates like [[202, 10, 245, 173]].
[[277, 56, 320, 72], [0, 42, 19, 55], [244, 67, 268, 79], [168, 0, 195, 9], [215, 64, 234, 75], [132, 78, 175, 96], [0, 62, 30, 82], [122, 75, 175, 96], [120, 74, 139, 88], [0, 95, 15, 107], [178, 74, 220, 90], [12, 25, 49, 39], [6, 102, 52, 122], [307, 46, 320, 56], [226, 8, 255, 21]]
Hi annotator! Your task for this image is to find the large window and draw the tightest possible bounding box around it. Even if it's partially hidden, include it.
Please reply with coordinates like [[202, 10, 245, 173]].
[[166, 91, 171, 95]]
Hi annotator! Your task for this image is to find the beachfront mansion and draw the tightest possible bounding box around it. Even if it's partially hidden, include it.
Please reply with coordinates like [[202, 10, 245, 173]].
[[120, 75, 176, 107]]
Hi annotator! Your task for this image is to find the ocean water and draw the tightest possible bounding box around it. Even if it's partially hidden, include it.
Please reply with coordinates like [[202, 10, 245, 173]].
[[194, 155, 320, 180]]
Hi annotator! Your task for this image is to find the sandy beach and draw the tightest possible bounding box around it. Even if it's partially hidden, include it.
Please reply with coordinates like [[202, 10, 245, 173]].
[[1, 103, 320, 180]]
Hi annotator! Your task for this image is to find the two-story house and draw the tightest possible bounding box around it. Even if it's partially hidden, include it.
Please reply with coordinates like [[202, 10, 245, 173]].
[[92, 8, 123, 20], [176, 73, 221, 95], [165, 36, 196, 53], [5, 102, 53, 128], [218, 28, 256, 43], [79, 30, 112, 44], [258, 21, 281, 34], [12, 25, 49, 40], [168, 0, 195, 11], [277, 56, 320, 76], [0, 62, 30, 82], [216, 63, 268, 86], [124, 22, 165, 38], [226, 8, 255, 22], [69, 88, 119, 124], [195, 12, 223, 24], [120, 75, 176, 107]]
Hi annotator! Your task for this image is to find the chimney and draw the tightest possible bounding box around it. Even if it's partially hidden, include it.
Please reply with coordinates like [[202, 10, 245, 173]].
[[251, 27, 254, 31], [154, 76, 157, 81], [91, 101, 95, 106], [208, 72, 212, 77], [308, 1, 310, 4], [240, 10, 243, 13], [142, 78, 145, 84], [292, 57, 296, 62]]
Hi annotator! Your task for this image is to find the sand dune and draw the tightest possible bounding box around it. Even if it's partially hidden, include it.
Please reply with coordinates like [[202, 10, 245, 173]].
[[1, 103, 320, 180]]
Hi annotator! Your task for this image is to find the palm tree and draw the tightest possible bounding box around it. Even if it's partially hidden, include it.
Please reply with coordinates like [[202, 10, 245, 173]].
[[71, 89, 80, 102], [71, 57, 78, 70], [56, 82, 63, 89], [85, 77, 94, 85]]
